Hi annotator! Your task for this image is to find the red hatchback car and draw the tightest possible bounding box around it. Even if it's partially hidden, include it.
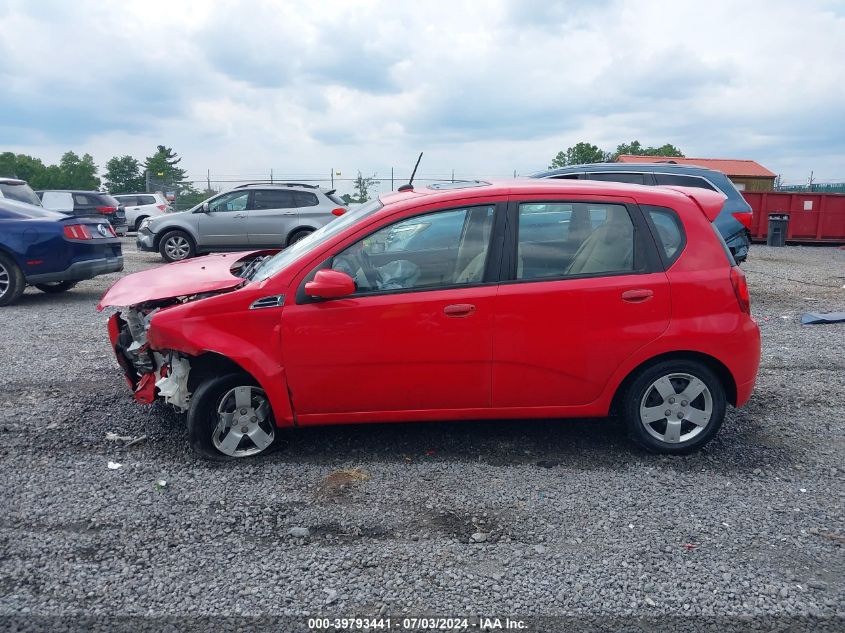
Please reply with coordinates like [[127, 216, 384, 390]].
[[99, 180, 760, 459]]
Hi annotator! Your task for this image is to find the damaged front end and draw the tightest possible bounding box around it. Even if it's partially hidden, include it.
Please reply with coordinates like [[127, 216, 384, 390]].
[[109, 307, 192, 410]]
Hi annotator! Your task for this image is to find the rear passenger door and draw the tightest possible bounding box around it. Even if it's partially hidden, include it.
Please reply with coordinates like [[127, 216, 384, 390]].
[[492, 195, 670, 409], [248, 189, 297, 246]]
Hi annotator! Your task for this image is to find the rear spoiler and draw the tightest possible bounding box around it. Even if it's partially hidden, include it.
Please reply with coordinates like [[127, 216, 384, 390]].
[[662, 186, 726, 222]]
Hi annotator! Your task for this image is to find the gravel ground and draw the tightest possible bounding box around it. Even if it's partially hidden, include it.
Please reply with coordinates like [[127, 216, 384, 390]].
[[0, 240, 843, 632]]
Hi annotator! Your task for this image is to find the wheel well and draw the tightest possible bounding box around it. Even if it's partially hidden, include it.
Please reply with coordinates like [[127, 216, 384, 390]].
[[286, 226, 316, 245], [610, 351, 738, 414], [154, 228, 195, 251], [134, 215, 148, 228], [186, 352, 252, 394]]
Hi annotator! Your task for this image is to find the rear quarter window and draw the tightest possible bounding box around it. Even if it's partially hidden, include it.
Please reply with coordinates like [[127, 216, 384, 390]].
[[654, 174, 718, 191], [643, 205, 686, 266], [294, 191, 319, 207]]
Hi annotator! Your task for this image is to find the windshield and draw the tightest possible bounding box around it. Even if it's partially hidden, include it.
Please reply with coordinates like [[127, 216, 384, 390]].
[[250, 198, 383, 282], [0, 181, 42, 206]]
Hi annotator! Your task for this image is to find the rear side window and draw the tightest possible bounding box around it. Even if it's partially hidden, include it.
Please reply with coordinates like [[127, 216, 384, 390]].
[[253, 190, 295, 210], [551, 173, 581, 180], [654, 174, 718, 191], [294, 191, 319, 207], [116, 195, 138, 206], [585, 172, 646, 185], [643, 205, 685, 266], [73, 193, 94, 206], [137, 195, 157, 205], [516, 202, 636, 279], [326, 192, 346, 206]]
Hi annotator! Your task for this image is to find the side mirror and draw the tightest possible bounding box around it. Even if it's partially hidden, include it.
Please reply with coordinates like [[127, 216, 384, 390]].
[[305, 269, 355, 299], [196, 202, 210, 213]]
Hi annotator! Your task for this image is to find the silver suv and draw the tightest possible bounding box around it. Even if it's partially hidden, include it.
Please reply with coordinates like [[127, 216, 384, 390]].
[[136, 183, 348, 262]]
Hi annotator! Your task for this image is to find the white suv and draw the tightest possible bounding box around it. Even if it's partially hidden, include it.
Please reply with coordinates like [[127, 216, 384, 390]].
[[113, 192, 172, 231]]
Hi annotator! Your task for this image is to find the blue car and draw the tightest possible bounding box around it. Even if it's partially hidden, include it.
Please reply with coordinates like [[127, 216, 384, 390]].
[[0, 198, 124, 306], [530, 163, 753, 262]]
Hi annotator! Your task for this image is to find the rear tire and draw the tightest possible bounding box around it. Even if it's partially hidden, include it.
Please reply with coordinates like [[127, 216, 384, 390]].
[[621, 359, 726, 454], [159, 230, 195, 262], [287, 228, 313, 246], [187, 373, 280, 461], [35, 281, 77, 293], [0, 253, 25, 307]]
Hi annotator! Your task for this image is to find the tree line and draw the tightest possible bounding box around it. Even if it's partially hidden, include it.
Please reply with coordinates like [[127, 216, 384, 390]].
[[549, 140, 684, 169], [0, 146, 214, 207]]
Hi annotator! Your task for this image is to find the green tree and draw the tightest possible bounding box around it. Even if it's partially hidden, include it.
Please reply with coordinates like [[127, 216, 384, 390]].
[[613, 140, 684, 159], [352, 171, 377, 202], [104, 155, 145, 193], [174, 186, 216, 210], [548, 142, 610, 169], [0, 152, 17, 178], [57, 151, 100, 189], [144, 145, 188, 193]]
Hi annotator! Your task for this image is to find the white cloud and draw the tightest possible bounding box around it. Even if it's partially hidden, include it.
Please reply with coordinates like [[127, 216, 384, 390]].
[[0, 0, 843, 193]]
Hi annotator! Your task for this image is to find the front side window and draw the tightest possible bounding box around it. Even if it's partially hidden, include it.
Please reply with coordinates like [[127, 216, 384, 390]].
[[331, 205, 495, 293], [517, 202, 635, 279], [253, 190, 295, 210], [209, 191, 249, 212]]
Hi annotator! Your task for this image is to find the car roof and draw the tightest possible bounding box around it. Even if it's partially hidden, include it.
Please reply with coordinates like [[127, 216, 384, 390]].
[[378, 178, 724, 219], [36, 189, 110, 194], [533, 162, 727, 177]]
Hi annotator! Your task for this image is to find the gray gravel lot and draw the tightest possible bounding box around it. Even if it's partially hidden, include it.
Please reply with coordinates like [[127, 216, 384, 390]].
[[0, 239, 843, 631]]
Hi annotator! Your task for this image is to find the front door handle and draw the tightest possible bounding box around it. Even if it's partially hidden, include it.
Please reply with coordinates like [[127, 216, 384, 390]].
[[281, 211, 296, 216], [621, 289, 654, 303], [443, 303, 476, 317]]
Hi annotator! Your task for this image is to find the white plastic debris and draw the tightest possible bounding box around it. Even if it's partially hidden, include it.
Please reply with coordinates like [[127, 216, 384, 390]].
[[107, 461, 122, 470], [106, 432, 133, 442]]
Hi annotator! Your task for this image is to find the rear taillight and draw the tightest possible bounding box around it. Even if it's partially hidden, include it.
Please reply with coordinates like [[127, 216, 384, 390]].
[[96, 206, 117, 214], [730, 266, 751, 314], [156, 204, 167, 211], [731, 211, 752, 230], [63, 225, 93, 240], [331, 207, 346, 217]]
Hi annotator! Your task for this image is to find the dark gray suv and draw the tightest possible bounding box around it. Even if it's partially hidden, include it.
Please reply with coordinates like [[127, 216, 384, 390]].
[[137, 183, 349, 262], [531, 163, 753, 262]]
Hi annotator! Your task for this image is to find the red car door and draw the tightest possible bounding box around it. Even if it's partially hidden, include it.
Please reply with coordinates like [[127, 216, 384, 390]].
[[282, 202, 504, 423], [492, 196, 670, 409]]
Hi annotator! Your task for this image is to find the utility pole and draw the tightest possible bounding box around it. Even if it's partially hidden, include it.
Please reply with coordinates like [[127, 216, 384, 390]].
[[808, 170, 814, 192], [207, 169, 211, 192], [451, 169, 454, 183], [391, 167, 394, 191], [331, 168, 334, 189], [270, 168, 274, 184], [145, 169, 150, 193]]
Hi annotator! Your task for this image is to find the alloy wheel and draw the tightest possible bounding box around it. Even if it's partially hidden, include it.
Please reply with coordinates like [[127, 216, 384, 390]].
[[0, 261, 9, 297], [638, 372, 713, 444], [211, 386, 275, 457], [164, 236, 190, 260]]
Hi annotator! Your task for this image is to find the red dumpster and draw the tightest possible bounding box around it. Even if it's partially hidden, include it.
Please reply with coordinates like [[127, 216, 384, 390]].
[[743, 192, 845, 244]]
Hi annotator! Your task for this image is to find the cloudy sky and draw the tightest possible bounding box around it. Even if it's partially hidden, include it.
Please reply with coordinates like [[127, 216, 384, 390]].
[[1, 0, 843, 193]]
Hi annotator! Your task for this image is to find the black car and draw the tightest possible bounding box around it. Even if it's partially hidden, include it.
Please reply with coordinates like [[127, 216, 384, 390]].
[[530, 163, 753, 263], [37, 190, 128, 236]]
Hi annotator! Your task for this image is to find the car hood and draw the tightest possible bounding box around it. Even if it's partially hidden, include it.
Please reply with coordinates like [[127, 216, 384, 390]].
[[97, 252, 256, 310]]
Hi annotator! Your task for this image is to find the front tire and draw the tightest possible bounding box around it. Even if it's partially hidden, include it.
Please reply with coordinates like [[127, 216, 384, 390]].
[[35, 281, 77, 293], [159, 230, 195, 262], [621, 360, 726, 454], [187, 373, 279, 460], [0, 253, 25, 307]]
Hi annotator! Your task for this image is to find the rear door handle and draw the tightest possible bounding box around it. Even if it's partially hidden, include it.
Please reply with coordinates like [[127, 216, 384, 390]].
[[621, 289, 654, 303], [233, 213, 247, 218], [282, 211, 296, 216], [443, 303, 476, 317]]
